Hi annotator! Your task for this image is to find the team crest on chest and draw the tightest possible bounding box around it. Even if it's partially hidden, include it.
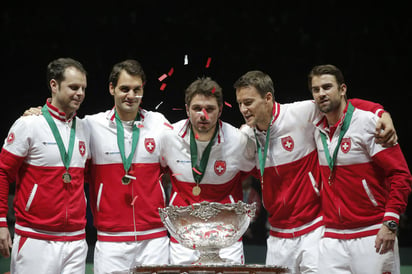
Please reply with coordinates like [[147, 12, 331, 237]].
[[341, 137, 351, 153], [214, 160, 226, 176], [6, 132, 15, 144], [79, 141, 86, 156], [144, 138, 156, 153], [281, 136, 294, 152]]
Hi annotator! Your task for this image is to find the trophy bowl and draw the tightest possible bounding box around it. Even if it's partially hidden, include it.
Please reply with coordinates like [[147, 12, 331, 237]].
[[159, 201, 256, 265]]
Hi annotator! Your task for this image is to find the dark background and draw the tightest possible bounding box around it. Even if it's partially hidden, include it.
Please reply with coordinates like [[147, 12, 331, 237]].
[[1, 2, 411, 245]]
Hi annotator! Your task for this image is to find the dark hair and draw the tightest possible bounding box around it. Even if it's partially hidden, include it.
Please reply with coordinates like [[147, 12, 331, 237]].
[[185, 76, 223, 108], [233, 70, 275, 99], [109, 59, 146, 87], [46, 58, 86, 92], [308, 64, 345, 91]]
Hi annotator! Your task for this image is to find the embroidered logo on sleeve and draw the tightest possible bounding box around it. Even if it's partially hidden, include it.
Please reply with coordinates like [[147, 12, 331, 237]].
[[6, 132, 15, 145], [214, 160, 226, 176], [79, 141, 86, 156], [341, 138, 351, 153], [281, 136, 294, 152], [144, 138, 156, 153]]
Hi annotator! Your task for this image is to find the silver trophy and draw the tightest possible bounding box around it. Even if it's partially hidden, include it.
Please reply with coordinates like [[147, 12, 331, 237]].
[[159, 201, 256, 265]]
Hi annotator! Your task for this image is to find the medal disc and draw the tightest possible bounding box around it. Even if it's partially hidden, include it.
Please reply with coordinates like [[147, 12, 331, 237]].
[[192, 185, 201, 196], [122, 176, 131, 185], [62, 172, 72, 183]]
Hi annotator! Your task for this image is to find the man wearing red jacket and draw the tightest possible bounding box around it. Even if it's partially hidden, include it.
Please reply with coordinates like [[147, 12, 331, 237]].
[[234, 70, 397, 273], [0, 58, 90, 273], [309, 64, 411, 274]]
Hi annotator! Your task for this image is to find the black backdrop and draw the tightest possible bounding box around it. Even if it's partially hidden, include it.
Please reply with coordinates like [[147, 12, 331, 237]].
[[2, 2, 411, 245]]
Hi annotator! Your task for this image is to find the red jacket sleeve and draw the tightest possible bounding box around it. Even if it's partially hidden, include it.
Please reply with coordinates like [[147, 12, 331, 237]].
[[349, 98, 385, 117], [0, 149, 25, 227]]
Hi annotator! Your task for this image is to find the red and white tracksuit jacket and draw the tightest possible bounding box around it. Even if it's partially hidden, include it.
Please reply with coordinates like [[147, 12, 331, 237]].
[[85, 108, 170, 242], [159, 119, 256, 213], [241, 99, 386, 238], [0, 101, 90, 241], [313, 105, 412, 239]]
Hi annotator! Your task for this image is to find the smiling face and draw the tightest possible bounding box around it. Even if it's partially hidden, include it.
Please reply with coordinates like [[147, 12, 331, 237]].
[[50, 66, 87, 117], [110, 70, 144, 121], [186, 94, 222, 141], [236, 85, 273, 131]]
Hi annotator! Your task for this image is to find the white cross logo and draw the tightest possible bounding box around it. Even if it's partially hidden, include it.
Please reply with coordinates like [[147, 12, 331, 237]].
[[147, 142, 154, 150], [216, 165, 224, 173]]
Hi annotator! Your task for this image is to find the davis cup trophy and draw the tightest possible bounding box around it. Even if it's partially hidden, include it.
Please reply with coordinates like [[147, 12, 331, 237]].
[[159, 200, 256, 265]]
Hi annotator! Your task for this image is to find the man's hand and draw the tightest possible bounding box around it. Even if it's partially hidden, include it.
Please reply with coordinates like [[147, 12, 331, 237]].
[[22, 106, 42, 116], [375, 112, 398, 147], [375, 224, 396, 254], [0, 227, 12, 257]]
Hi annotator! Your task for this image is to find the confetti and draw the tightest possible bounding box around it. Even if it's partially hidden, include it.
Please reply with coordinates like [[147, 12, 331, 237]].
[[130, 195, 138, 206], [195, 133, 199, 139], [168, 67, 174, 76], [205, 57, 211, 68], [158, 74, 167, 82], [184, 54, 189, 65], [172, 108, 183, 111], [160, 83, 167, 91], [192, 167, 202, 175], [224, 101, 232, 108], [202, 109, 209, 120], [172, 173, 182, 177], [164, 122, 174, 129], [211, 87, 216, 94], [137, 124, 144, 128], [155, 101, 163, 110]]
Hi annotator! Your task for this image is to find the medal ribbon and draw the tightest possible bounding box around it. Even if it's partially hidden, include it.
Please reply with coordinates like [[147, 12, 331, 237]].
[[254, 116, 274, 178], [41, 104, 76, 171], [114, 110, 140, 175], [319, 102, 354, 172], [190, 124, 218, 184]]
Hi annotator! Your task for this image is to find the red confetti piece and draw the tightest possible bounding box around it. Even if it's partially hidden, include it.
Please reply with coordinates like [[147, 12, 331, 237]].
[[158, 74, 167, 81], [211, 87, 216, 93], [160, 83, 167, 91], [137, 124, 144, 128], [202, 108, 209, 120], [224, 101, 232, 108], [192, 167, 202, 175], [172, 173, 182, 177], [195, 133, 199, 139], [168, 67, 174, 76], [205, 57, 211, 68], [164, 122, 174, 129], [172, 108, 183, 111], [130, 195, 138, 206]]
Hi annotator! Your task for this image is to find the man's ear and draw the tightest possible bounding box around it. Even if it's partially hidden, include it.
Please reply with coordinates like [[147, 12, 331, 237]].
[[50, 79, 58, 95], [340, 84, 347, 96], [109, 82, 115, 96], [185, 104, 190, 117]]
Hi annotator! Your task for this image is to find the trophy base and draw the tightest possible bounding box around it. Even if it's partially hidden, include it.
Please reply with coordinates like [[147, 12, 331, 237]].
[[193, 250, 236, 265]]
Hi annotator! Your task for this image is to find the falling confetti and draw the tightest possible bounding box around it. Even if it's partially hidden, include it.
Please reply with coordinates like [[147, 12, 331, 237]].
[[202, 109, 209, 120], [192, 167, 202, 175], [168, 67, 174, 76], [158, 74, 168, 81], [211, 87, 216, 93], [172, 108, 184, 111], [164, 122, 174, 129], [130, 195, 138, 206], [205, 57, 211, 68], [155, 101, 164, 110], [224, 101, 232, 108], [160, 83, 167, 91], [184, 54, 189, 65]]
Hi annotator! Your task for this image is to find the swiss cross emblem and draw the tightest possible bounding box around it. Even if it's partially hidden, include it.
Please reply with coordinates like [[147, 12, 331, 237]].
[[144, 138, 156, 153], [6, 132, 15, 144], [281, 136, 294, 152], [341, 138, 351, 153], [79, 141, 86, 156], [214, 160, 226, 176]]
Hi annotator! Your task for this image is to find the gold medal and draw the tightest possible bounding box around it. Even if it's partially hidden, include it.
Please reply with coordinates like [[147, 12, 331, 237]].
[[62, 171, 72, 183], [192, 185, 201, 196], [122, 176, 131, 185]]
